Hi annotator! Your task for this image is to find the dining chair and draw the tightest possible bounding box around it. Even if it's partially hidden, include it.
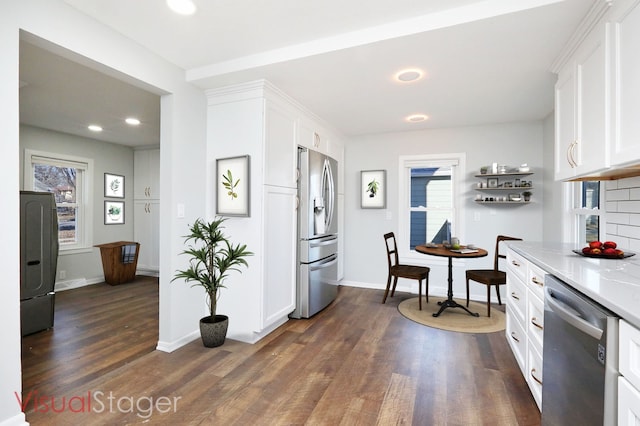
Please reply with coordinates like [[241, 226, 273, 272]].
[[465, 235, 522, 317], [382, 232, 430, 310]]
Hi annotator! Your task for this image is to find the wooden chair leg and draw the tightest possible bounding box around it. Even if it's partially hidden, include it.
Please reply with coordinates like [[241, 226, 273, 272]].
[[496, 284, 503, 305], [418, 279, 422, 311], [466, 278, 470, 307], [425, 275, 429, 304], [382, 273, 392, 304], [390, 277, 399, 297], [487, 284, 491, 317]]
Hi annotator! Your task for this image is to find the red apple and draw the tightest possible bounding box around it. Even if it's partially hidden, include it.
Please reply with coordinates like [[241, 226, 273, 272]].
[[590, 247, 602, 254], [589, 241, 603, 249], [582, 247, 592, 254], [615, 249, 625, 257], [603, 241, 617, 249], [603, 248, 616, 255]]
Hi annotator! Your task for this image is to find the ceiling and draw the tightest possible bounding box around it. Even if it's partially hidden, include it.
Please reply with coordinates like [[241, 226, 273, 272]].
[[20, 0, 594, 146]]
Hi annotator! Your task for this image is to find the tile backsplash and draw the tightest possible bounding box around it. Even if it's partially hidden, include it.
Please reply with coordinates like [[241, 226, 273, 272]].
[[605, 176, 640, 251]]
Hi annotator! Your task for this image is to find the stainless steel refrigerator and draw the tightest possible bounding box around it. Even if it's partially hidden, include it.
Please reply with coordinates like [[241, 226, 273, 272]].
[[290, 147, 338, 319], [20, 191, 59, 336]]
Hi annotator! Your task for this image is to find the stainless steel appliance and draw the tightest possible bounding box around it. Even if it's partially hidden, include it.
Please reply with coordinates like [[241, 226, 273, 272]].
[[542, 275, 619, 425], [290, 147, 338, 319], [20, 191, 59, 336]]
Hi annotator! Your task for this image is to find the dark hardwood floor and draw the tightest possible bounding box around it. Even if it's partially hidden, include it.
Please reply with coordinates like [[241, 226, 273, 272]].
[[22, 281, 540, 425]]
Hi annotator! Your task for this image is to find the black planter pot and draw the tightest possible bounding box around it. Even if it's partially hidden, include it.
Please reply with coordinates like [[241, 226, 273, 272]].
[[199, 315, 228, 348]]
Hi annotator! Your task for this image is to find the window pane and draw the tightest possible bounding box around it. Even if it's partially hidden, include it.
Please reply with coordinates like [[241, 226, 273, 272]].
[[582, 181, 599, 209], [57, 206, 78, 244], [34, 163, 79, 246], [584, 215, 600, 243], [409, 167, 452, 247]]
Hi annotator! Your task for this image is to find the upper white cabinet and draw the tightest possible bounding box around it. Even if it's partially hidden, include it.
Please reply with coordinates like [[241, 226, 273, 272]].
[[134, 149, 160, 199], [609, 0, 640, 166], [554, 20, 610, 180], [554, 0, 640, 180]]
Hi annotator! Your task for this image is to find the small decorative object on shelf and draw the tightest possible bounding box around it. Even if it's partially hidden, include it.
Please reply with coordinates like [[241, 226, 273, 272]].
[[473, 169, 534, 205]]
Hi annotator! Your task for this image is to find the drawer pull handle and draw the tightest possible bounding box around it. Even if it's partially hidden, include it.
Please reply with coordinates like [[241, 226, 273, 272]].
[[531, 368, 543, 386], [511, 292, 520, 301], [531, 317, 543, 330], [510, 332, 520, 343], [511, 260, 521, 267], [531, 277, 543, 287]]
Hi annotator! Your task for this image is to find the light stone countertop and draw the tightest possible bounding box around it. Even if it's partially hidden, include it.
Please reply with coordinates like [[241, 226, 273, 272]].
[[508, 240, 640, 329]]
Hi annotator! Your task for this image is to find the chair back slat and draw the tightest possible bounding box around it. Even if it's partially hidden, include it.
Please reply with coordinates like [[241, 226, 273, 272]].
[[384, 232, 400, 269], [494, 235, 522, 271]]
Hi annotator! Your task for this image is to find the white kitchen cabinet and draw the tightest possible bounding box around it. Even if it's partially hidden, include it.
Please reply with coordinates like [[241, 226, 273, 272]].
[[554, 21, 610, 180], [134, 149, 160, 199], [609, 0, 640, 166], [133, 148, 160, 274], [133, 199, 159, 273], [619, 319, 640, 424], [505, 246, 545, 411], [206, 80, 344, 343]]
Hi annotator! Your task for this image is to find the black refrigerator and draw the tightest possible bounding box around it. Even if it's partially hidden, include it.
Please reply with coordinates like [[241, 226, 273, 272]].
[[20, 191, 59, 336]]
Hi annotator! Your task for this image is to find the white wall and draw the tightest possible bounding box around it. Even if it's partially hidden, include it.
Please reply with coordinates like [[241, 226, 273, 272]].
[[20, 125, 136, 289], [342, 122, 544, 301], [541, 112, 567, 242], [1, 2, 207, 424]]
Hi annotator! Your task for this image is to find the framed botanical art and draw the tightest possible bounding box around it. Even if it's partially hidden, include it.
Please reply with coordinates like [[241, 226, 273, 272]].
[[104, 173, 125, 198], [216, 155, 250, 216], [361, 170, 386, 209], [104, 201, 125, 225], [487, 177, 499, 188]]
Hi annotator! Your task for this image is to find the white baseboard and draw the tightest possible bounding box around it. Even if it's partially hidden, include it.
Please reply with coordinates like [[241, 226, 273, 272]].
[[156, 330, 200, 353], [55, 276, 103, 292], [0, 412, 28, 426]]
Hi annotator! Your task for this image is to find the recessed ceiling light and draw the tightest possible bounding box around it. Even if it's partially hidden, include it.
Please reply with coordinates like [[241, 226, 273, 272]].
[[167, 0, 196, 15], [406, 114, 429, 123], [125, 117, 141, 126], [395, 68, 424, 83], [88, 124, 103, 132]]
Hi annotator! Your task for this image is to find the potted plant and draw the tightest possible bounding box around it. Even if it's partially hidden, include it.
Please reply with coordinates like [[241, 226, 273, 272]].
[[522, 191, 532, 202], [172, 217, 253, 347]]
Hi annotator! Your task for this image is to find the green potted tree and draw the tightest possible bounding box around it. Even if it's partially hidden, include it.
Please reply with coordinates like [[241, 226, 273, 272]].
[[172, 217, 253, 347]]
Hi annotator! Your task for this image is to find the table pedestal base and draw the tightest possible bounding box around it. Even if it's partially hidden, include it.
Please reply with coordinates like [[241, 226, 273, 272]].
[[433, 299, 480, 317]]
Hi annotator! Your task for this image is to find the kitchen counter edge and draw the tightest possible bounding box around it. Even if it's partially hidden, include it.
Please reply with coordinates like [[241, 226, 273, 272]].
[[508, 240, 640, 330]]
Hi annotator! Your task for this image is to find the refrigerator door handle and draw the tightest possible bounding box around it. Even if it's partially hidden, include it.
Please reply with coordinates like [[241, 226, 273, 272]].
[[321, 158, 335, 232], [309, 254, 338, 272], [309, 236, 337, 248]]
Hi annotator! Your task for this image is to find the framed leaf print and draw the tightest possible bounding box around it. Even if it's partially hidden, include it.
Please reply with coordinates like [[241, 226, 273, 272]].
[[361, 170, 386, 209], [104, 201, 125, 225], [104, 173, 125, 198], [216, 155, 250, 216]]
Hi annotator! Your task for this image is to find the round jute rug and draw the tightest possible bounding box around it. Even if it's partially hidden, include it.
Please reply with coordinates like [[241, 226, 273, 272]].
[[397, 296, 506, 334]]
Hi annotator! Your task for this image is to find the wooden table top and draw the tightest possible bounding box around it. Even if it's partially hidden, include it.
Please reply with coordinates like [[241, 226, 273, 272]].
[[415, 244, 488, 259]]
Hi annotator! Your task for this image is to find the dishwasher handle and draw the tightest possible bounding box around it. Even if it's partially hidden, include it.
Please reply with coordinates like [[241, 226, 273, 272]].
[[544, 287, 603, 340]]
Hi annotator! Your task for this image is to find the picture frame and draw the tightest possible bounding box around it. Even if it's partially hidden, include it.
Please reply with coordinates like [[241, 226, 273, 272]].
[[487, 177, 498, 188], [361, 170, 386, 209], [104, 201, 125, 225], [216, 155, 250, 217], [104, 173, 125, 198]]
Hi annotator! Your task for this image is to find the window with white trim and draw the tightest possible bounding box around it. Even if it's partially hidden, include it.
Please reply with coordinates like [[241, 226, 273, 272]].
[[24, 149, 93, 252], [399, 153, 465, 256], [571, 180, 602, 246]]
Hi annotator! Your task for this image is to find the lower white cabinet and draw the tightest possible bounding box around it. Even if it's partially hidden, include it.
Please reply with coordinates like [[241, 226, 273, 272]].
[[618, 377, 640, 424], [619, 319, 640, 422], [134, 199, 159, 273], [506, 247, 544, 410]]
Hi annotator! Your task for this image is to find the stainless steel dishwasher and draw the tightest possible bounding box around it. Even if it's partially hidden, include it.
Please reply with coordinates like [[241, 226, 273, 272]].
[[542, 275, 619, 426]]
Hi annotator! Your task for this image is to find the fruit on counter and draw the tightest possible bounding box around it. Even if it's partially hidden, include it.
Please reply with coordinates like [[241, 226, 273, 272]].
[[589, 241, 603, 249], [580, 240, 624, 257]]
